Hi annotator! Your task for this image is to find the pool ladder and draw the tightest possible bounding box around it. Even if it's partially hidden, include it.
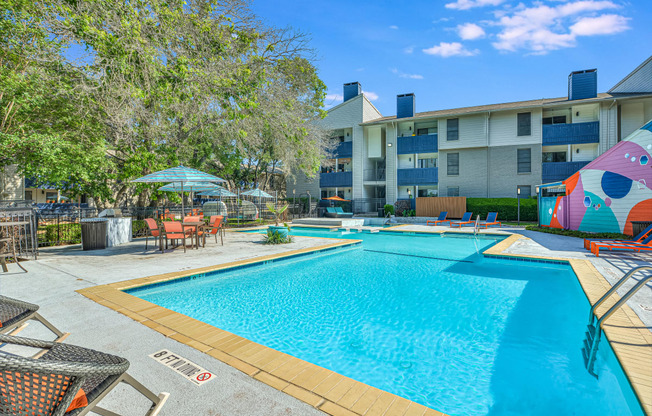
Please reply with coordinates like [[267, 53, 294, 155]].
[[582, 265, 652, 377]]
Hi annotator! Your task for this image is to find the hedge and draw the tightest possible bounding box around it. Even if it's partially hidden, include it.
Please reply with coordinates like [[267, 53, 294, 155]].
[[525, 225, 629, 239], [466, 198, 537, 221]]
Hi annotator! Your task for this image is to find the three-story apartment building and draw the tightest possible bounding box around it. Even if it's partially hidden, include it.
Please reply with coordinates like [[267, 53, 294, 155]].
[[288, 56, 652, 213]]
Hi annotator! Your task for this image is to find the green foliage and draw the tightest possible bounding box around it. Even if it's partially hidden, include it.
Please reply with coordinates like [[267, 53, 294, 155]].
[[266, 203, 288, 226], [263, 228, 292, 245], [131, 220, 148, 237], [524, 225, 630, 239], [42, 223, 81, 246], [466, 198, 537, 221], [401, 209, 416, 217], [383, 204, 395, 216]]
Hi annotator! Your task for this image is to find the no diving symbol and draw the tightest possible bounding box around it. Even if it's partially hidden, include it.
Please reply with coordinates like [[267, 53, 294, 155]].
[[196, 372, 212, 382]]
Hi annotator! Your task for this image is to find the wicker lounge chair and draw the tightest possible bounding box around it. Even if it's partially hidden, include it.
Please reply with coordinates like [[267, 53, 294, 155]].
[[426, 212, 449, 226], [450, 212, 473, 228], [477, 212, 501, 229], [0, 334, 169, 416], [584, 224, 652, 251], [0, 295, 68, 342]]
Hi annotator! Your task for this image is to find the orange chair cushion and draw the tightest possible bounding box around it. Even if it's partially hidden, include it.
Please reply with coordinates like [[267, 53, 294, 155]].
[[0, 372, 87, 413], [166, 233, 186, 239]]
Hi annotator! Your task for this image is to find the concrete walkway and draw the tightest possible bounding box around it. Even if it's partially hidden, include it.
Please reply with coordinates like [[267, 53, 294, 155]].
[[0, 231, 331, 416]]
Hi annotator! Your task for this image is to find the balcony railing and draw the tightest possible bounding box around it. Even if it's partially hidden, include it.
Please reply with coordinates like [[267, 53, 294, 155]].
[[542, 121, 599, 145], [328, 141, 353, 159], [397, 168, 438, 185], [542, 161, 590, 183], [397, 134, 438, 155], [319, 171, 352, 188], [363, 169, 386, 182]]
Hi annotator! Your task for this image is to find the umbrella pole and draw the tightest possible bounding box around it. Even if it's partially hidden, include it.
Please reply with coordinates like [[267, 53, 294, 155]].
[[181, 183, 185, 218]]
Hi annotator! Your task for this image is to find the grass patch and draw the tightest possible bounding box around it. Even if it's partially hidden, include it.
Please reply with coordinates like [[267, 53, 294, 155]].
[[525, 225, 630, 240]]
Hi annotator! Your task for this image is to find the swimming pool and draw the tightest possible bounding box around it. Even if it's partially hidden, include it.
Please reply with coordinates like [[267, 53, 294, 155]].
[[128, 228, 643, 415]]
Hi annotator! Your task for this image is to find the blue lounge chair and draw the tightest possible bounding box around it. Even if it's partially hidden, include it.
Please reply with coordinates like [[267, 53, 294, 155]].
[[450, 212, 473, 228], [334, 207, 354, 218], [478, 212, 501, 228], [426, 212, 449, 226]]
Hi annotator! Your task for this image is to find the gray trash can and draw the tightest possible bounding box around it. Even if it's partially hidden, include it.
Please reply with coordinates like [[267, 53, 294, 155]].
[[81, 218, 108, 250]]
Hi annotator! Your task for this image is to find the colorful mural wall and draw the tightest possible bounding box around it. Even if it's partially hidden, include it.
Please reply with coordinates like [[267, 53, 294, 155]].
[[540, 119, 652, 235]]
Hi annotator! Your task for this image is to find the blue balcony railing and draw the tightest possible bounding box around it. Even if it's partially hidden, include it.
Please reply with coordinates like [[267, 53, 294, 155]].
[[397, 134, 438, 155], [542, 121, 599, 145], [328, 141, 353, 159], [397, 168, 438, 185], [320, 171, 353, 188], [542, 161, 590, 183]]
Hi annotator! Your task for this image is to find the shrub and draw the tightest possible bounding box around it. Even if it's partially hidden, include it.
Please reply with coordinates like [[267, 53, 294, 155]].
[[383, 204, 395, 216], [43, 223, 81, 246], [132, 219, 148, 237], [402, 209, 416, 217], [263, 229, 292, 244], [525, 225, 630, 239], [466, 198, 537, 221], [394, 200, 411, 216]]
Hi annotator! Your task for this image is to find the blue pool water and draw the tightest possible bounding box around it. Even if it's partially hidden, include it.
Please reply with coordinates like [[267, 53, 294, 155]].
[[129, 229, 643, 416]]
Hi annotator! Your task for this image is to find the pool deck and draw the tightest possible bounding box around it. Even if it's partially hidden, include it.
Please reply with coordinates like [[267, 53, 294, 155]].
[[1, 226, 651, 415]]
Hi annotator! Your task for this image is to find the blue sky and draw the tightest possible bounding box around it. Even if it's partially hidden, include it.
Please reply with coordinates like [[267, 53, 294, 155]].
[[252, 0, 652, 116]]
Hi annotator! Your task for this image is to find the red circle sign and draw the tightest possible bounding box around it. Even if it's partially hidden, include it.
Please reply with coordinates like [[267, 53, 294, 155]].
[[196, 372, 212, 382]]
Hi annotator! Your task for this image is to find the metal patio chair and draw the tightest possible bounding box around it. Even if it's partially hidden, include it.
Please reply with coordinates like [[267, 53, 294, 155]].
[[0, 334, 169, 416], [0, 295, 69, 342]]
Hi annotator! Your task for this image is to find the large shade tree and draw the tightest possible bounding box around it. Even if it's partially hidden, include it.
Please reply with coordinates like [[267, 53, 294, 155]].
[[0, 0, 329, 207]]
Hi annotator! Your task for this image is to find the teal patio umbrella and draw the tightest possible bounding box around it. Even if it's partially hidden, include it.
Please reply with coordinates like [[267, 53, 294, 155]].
[[158, 182, 221, 212], [198, 187, 237, 200], [241, 188, 273, 199], [132, 165, 225, 216]]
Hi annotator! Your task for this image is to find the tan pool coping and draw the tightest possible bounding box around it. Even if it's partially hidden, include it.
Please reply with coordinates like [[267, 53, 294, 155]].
[[77, 232, 652, 416]]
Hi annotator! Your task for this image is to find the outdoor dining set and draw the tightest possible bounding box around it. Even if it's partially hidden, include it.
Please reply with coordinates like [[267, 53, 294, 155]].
[[144, 213, 225, 253]]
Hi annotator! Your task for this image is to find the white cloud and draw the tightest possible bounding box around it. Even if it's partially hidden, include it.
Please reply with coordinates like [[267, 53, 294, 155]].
[[389, 25, 399, 30], [445, 0, 504, 10], [422, 42, 479, 57], [570, 14, 629, 36], [457, 23, 486, 40], [362, 91, 379, 101], [490, 1, 629, 54], [325, 93, 343, 103], [404, 46, 414, 54], [391, 68, 424, 79]]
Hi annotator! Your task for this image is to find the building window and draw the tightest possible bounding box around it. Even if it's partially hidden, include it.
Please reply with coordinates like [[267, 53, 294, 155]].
[[418, 158, 437, 168], [542, 115, 567, 125], [416, 127, 436, 136], [517, 112, 531, 136], [542, 151, 567, 162], [446, 119, 459, 141], [517, 185, 531, 198], [321, 190, 328, 199], [24, 190, 32, 201], [447, 153, 459, 176], [447, 187, 460, 197], [517, 149, 531, 173]]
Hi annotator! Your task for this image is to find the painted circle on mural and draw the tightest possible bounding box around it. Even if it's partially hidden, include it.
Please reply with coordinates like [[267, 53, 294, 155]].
[[631, 157, 636, 162], [641, 155, 649, 165], [548, 208, 552, 215], [601, 171, 632, 199], [625, 153, 630, 158], [605, 197, 611, 207], [583, 196, 591, 207]]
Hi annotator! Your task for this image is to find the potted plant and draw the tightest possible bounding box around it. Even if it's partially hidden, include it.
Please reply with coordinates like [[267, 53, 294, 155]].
[[267, 203, 289, 238]]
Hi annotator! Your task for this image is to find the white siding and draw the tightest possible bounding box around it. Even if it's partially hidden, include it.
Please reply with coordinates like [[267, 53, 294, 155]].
[[489, 109, 542, 147], [438, 114, 487, 149], [621, 101, 645, 139], [385, 124, 398, 204], [397, 154, 414, 169], [599, 102, 618, 155], [0, 165, 24, 200], [571, 104, 599, 123], [609, 57, 652, 93], [571, 144, 599, 162], [367, 126, 382, 158]]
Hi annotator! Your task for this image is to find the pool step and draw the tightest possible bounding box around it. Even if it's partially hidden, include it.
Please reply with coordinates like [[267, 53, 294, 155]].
[[581, 323, 599, 377]]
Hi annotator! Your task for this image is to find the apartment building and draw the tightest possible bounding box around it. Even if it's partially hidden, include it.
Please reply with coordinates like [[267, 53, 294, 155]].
[[288, 56, 652, 212]]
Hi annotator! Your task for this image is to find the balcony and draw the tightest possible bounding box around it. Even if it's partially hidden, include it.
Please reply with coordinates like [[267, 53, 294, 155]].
[[542, 161, 590, 183], [328, 141, 353, 159], [320, 171, 352, 188], [397, 134, 438, 155], [397, 168, 438, 185], [542, 121, 599, 146]]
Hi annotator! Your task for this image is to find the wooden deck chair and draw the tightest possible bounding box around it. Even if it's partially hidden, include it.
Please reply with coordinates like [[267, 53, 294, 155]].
[[0, 334, 169, 416], [426, 212, 449, 226], [0, 295, 68, 342], [450, 212, 473, 228]]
